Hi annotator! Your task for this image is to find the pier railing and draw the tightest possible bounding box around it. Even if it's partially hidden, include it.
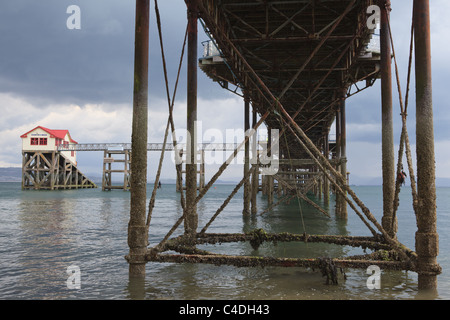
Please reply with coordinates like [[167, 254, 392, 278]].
[[58, 142, 241, 152]]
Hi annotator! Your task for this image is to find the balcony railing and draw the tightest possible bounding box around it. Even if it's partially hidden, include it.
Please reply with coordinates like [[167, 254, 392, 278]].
[[202, 40, 221, 58]]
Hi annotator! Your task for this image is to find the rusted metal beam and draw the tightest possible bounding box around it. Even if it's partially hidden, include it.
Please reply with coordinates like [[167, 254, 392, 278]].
[[148, 253, 412, 272], [268, 5, 309, 37], [277, 0, 357, 101], [290, 35, 357, 118]]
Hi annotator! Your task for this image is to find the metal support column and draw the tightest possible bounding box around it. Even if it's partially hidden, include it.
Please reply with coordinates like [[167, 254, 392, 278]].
[[185, 0, 199, 240], [335, 104, 342, 215], [339, 90, 348, 219], [128, 0, 149, 278], [323, 133, 330, 204], [243, 93, 251, 215], [251, 107, 258, 215], [380, 0, 397, 238], [267, 128, 274, 205], [414, 0, 440, 292]]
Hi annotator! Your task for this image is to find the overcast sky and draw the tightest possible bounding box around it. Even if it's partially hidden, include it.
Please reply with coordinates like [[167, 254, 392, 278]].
[[1, 0, 449, 185]]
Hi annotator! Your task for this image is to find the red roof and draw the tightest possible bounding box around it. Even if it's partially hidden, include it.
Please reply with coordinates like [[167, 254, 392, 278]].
[[20, 126, 78, 144]]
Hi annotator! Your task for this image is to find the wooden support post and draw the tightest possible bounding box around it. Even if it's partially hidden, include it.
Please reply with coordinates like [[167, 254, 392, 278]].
[[380, 0, 396, 238], [243, 93, 251, 215], [102, 150, 107, 191], [21, 152, 26, 190], [50, 152, 55, 190], [185, 0, 199, 240], [414, 0, 440, 292], [127, 0, 149, 278]]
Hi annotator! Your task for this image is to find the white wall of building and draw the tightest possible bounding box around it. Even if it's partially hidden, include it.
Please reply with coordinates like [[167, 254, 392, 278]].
[[21, 128, 77, 165]]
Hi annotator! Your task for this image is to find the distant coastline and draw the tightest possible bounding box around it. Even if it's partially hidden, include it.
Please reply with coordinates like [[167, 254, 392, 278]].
[[0, 167, 21, 182]]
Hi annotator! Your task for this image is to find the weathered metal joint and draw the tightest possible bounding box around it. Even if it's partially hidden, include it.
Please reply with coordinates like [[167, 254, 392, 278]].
[[415, 263, 442, 276], [125, 253, 147, 265]]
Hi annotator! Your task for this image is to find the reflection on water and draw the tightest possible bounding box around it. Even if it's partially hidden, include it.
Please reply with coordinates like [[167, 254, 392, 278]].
[[0, 183, 447, 300]]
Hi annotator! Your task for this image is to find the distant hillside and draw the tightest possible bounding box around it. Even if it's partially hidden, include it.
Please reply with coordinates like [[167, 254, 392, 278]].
[[0, 167, 21, 182]]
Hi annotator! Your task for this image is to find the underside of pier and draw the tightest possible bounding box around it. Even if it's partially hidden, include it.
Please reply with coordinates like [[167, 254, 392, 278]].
[[126, 0, 441, 294]]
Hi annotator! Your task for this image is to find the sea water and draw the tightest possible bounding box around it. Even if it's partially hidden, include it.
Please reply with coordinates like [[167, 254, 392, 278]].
[[0, 182, 448, 300]]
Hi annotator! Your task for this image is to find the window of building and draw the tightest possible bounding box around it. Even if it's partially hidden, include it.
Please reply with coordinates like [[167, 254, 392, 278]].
[[39, 138, 47, 145], [31, 138, 39, 145]]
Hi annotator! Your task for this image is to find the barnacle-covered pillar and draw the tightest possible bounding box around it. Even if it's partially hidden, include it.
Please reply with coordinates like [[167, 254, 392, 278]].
[[243, 92, 251, 215], [338, 89, 348, 219], [128, 0, 150, 277], [380, 0, 397, 238], [323, 131, 330, 204], [185, 0, 199, 240], [251, 107, 259, 215], [414, 0, 440, 292]]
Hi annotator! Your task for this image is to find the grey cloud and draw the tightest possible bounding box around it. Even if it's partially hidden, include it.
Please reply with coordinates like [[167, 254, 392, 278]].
[[0, 0, 226, 108], [0, 0, 447, 144]]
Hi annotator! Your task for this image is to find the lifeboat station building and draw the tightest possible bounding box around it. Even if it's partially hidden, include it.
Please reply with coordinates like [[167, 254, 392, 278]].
[[20, 126, 96, 190]]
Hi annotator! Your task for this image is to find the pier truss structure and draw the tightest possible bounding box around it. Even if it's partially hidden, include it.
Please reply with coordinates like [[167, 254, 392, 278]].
[[21, 151, 97, 190], [124, 0, 441, 293], [57, 142, 239, 191]]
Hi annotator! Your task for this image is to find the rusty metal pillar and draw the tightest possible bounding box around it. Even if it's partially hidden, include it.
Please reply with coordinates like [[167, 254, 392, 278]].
[[127, 0, 149, 277], [243, 93, 251, 215], [380, 0, 397, 238], [338, 89, 348, 219], [414, 0, 440, 292], [267, 128, 274, 205], [334, 103, 342, 216], [251, 107, 258, 215], [318, 166, 322, 200], [323, 132, 330, 204], [185, 0, 199, 240]]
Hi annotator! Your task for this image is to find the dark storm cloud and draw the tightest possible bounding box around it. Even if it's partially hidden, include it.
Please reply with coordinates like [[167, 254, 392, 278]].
[[0, 0, 225, 107], [0, 1, 132, 105]]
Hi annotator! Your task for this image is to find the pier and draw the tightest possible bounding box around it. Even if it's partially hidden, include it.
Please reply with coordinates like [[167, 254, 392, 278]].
[[20, 0, 437, 294], [20, 126, 97, 190], [123, 0, 441, 293]]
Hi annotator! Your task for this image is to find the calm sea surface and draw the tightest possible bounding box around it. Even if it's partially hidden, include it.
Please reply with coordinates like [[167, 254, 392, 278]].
[[0, 182, 448, 300]]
